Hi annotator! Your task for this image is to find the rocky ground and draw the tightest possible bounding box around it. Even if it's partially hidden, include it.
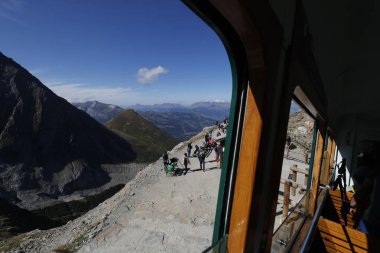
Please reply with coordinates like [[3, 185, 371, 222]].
[[14, 163, 147, 210], [1, 127, 221, 253]]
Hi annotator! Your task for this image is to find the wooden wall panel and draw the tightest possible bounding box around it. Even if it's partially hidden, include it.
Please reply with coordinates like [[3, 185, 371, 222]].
[[308, 126, 326, 216], [227, 83, 262, 253], [320, 136, 332, 185]]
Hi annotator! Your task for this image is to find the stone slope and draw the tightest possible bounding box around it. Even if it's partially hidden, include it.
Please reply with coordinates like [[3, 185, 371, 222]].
[[1, 126, 221, 253]]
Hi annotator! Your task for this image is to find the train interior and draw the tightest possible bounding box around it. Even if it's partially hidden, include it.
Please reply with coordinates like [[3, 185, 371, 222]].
[[183, 0, 380, 252]]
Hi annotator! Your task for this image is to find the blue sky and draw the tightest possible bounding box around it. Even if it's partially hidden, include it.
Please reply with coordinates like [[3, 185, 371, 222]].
[[0, 0, 232, 106]]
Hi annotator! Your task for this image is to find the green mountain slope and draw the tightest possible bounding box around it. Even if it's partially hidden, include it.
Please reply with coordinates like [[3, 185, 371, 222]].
[[106, 110, 179, 162]]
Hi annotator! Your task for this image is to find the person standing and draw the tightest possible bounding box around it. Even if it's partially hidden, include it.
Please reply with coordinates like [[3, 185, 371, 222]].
[[204, 134, 209, 144], [187, 143, 192, 159], [219, 141, 225, 169], [162, 151, 169, 170], [198, 150, 206, 172], [285, 136, 291, 159], [183, 153, 191, 175], [215, 143, 221, 168], [350, 145, 380, 236], [217, 128, 221, 137], [193, 145, 200, 157]]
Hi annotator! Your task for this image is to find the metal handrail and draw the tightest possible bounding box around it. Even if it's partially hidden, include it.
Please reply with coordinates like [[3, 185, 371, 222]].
[[299, 186, 330, 253]]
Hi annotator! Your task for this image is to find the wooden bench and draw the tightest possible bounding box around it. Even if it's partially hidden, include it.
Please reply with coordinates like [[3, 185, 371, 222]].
[[317, 217, 368, 253], [327, 189, 356, 228]]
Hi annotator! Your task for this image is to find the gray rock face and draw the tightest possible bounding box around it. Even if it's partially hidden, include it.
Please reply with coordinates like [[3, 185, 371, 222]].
[[0, 52, 136, 206], [73, 101, 124, 124], [287, 111, 314, 151]]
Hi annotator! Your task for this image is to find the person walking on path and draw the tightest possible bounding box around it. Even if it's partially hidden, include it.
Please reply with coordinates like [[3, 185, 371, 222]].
[[198, 150, 206, 172], [183, 153, 191, 175], [162, 151, 169, 171], [187, 143, 192, 159]]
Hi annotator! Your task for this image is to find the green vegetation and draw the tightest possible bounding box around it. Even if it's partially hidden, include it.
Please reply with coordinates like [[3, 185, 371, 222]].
[[32, 184, 124, 224], [106, 109, 179, 162]]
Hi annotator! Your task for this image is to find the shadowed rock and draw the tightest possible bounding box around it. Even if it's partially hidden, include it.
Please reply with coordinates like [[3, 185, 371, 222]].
[[0, 52, 137, 204]]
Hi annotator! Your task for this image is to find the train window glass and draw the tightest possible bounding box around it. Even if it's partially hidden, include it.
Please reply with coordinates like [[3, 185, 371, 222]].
[[0, 1, 232, 252], [271, 99, 315, 251]]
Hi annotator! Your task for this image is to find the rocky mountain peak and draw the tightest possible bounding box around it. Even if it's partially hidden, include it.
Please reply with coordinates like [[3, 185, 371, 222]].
[[0, 52, 136, 207]]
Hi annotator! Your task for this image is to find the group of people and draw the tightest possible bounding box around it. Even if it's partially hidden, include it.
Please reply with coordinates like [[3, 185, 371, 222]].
[[215, 119, 228, 137], [204, 131, 217, 148], [162, 127, 225, 175]]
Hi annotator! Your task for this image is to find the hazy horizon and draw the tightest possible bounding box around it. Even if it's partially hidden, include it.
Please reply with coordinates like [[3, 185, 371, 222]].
[[72, 99, 231, 108]]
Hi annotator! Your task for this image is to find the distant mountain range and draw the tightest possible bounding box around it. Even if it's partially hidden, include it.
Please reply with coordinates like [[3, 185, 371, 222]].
[[106, 109, 178, 162], [73, 101, 124, 123], [130, 102, 230, 140], [138, 111, 216, 141], [128, 101, 230, 121], [74, 101, 230, 141]]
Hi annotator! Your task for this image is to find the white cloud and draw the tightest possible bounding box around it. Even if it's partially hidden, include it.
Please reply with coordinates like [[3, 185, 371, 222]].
[[137, 66, 168, 84], [45, 81, 138, 105], [0, 0, 23, 11]]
